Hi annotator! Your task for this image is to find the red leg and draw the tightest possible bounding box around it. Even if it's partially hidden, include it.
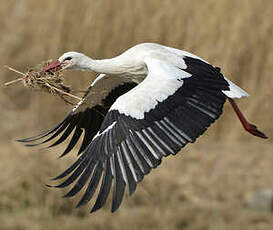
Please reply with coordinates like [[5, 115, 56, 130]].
[[228, 98, 268, 139]]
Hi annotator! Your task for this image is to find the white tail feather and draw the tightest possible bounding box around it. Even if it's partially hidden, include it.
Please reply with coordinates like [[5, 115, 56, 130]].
[[222, 77, 249, 98]]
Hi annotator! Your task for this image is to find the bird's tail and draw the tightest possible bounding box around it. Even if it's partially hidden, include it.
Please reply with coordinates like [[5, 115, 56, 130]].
[[222, 78, 249, 98]]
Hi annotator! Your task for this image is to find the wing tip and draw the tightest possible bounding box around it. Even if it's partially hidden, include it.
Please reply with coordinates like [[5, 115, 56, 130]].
[[90, 205, 100, 214], [75, 200, 86, 209]]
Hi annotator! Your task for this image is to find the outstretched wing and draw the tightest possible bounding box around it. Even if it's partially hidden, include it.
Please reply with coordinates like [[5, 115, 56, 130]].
[[41, 56, 231, 213], [18, 74, 138, 157]]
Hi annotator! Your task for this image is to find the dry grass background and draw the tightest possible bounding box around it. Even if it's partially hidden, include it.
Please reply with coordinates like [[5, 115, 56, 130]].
[[0, 0, 273, 229]]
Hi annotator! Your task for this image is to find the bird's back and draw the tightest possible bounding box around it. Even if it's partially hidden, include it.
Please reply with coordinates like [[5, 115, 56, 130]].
[[117, 43, 193, 78]]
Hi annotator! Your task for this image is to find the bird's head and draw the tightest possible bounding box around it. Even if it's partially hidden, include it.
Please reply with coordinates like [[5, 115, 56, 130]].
[[41, 51, 89, 72]]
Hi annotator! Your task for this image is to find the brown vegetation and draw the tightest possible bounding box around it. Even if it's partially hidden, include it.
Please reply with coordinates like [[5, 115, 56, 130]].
[[4, 62, 82, 105], [0, 0, 272, 229]]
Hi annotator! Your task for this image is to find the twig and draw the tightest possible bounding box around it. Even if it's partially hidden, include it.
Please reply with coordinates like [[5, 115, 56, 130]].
[[4, 65, 26, 76], [4, 66, 26, 86], [44, 83, 82, 101], [4, 77, 24, 86], [4, 64, 83, 105]]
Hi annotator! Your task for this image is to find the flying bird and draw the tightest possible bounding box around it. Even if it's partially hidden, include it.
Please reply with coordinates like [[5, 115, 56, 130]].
[[18, 43, 267, 213]]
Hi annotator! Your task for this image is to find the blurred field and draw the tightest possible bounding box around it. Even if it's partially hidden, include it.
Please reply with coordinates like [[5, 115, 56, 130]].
[[1, 0, 273, 229]]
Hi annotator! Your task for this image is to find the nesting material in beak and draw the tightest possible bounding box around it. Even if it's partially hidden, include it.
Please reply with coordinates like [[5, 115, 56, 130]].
[[4, 60, 83, 105]]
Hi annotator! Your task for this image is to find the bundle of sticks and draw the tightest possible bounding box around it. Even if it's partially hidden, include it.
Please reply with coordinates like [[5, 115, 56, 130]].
[[4, 60, 83, 105]]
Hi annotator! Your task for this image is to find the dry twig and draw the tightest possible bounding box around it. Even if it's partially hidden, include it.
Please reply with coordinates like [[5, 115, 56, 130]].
[[4, 61, 83, 105]]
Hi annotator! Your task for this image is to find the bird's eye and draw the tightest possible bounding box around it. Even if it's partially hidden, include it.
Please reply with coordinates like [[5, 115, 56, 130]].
[[64, 57, 72, 61]]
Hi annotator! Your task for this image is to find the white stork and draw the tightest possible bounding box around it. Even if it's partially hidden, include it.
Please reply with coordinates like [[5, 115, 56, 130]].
[[18, 43, 267, 213]]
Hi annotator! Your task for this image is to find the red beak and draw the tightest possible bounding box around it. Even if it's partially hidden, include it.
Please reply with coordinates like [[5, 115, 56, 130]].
[[40, 60, 61, 73]]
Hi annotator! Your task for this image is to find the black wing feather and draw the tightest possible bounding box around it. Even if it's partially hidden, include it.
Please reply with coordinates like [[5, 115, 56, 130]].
[[59, 127, 83, 158], [125, 136, 152, 174], [90, 159, 112, 213], [54, 157, 93, 188], [17, 115, 69, 143], [63, 159, 95, 198], [119, 145, 137, 195], [24, 118, 71, 147], [111, 154, 126, 212], [76, 161, 103, 208]]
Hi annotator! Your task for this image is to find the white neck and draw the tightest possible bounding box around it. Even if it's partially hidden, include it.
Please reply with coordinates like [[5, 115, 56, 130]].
[[78, 56, 127, 75]]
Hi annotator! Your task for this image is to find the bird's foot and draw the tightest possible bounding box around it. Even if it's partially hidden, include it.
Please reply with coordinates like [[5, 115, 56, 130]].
[[228, 98, 268, 139]]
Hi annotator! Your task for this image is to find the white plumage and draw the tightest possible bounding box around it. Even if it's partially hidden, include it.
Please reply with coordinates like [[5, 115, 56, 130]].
[[19, 43, 267, 213]]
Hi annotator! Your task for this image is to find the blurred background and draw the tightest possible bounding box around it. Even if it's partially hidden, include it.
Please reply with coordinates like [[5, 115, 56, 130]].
[[1, 0, 273, 229]]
